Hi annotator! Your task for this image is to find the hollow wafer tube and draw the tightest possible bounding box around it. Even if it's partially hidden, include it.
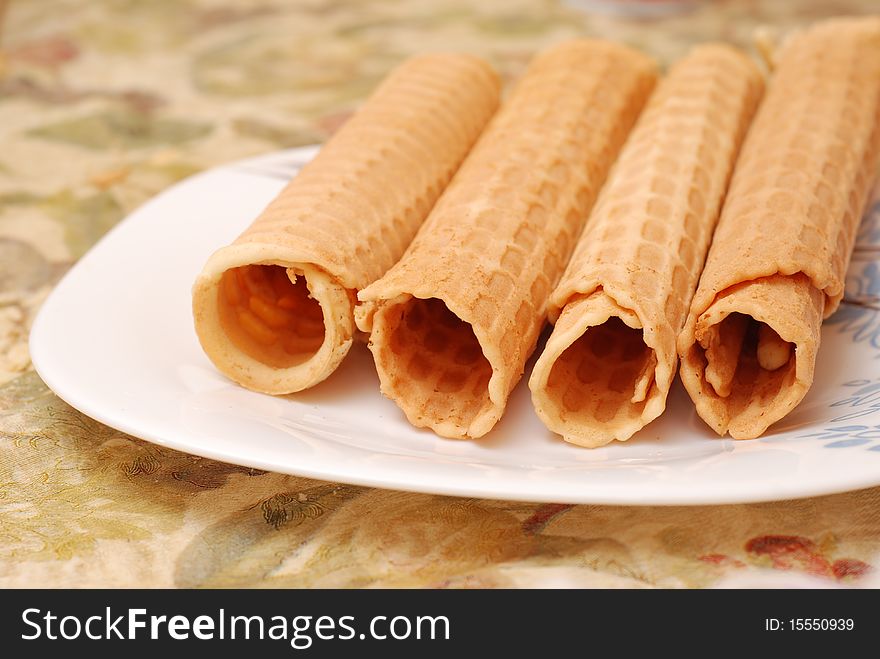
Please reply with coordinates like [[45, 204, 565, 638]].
[[192, 54, 500, 393], [678, 18, 880, 439], [529, 44, 763, 447], [356, 40, 658, 439]]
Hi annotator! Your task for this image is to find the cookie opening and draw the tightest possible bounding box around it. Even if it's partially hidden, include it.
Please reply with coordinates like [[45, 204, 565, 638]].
[[379, 297, 492, 433], [217, 265, 325, 368], [701, 313, 795, 401], [545, 317, 656, 424]]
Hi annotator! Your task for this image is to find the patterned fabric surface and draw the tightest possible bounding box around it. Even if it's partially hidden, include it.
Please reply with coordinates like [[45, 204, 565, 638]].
[[2, 0, 880, 588]]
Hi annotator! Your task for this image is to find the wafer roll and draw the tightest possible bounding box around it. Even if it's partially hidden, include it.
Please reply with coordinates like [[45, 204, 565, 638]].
[[356, 40, 658, 439], [192, 54, 500, 393], [678, 18, 880, 439], [528, 45, 763, 447]]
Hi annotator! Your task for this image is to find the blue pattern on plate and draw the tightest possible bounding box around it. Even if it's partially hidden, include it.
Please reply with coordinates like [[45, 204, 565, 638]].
[[825, 438, 873, 448], [800, 376, 880, 450], [856, 196, 880, 245], [825, 266, 880, 353]]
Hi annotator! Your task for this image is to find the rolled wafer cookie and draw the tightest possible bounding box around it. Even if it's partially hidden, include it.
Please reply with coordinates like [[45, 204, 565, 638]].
[[528, 44, 763, 447], [356, 40, 658, 439], [192, 54, 500, 394], [678, 17, 880, 439]]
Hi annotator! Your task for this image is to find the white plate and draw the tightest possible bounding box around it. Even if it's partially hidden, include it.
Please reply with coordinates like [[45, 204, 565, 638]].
[[30, 146, 880, 505]]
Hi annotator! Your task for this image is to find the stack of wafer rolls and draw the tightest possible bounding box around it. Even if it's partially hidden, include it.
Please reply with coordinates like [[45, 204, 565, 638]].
[[678, 17, 880, 439], [192, 54, 500, 394], [356, 40, 658, 439], [529, 44, 763, 447]]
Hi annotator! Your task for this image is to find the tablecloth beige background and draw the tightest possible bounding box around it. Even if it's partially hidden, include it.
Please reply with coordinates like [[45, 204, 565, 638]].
[[2, 0, 879, 588]]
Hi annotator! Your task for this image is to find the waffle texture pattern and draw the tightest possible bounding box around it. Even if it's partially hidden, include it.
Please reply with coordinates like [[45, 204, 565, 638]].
[[530, 44, 763, 447], [192, 54, 500, 394], [678, 18, 880, 438], [357, 40, 658, 438]]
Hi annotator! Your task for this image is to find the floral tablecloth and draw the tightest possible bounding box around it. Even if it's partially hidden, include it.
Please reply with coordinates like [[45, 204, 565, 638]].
[[2, 0, 880, 588]]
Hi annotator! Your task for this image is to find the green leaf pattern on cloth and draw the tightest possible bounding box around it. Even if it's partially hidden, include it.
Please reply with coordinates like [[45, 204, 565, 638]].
[[29, 110, 213, 151]]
